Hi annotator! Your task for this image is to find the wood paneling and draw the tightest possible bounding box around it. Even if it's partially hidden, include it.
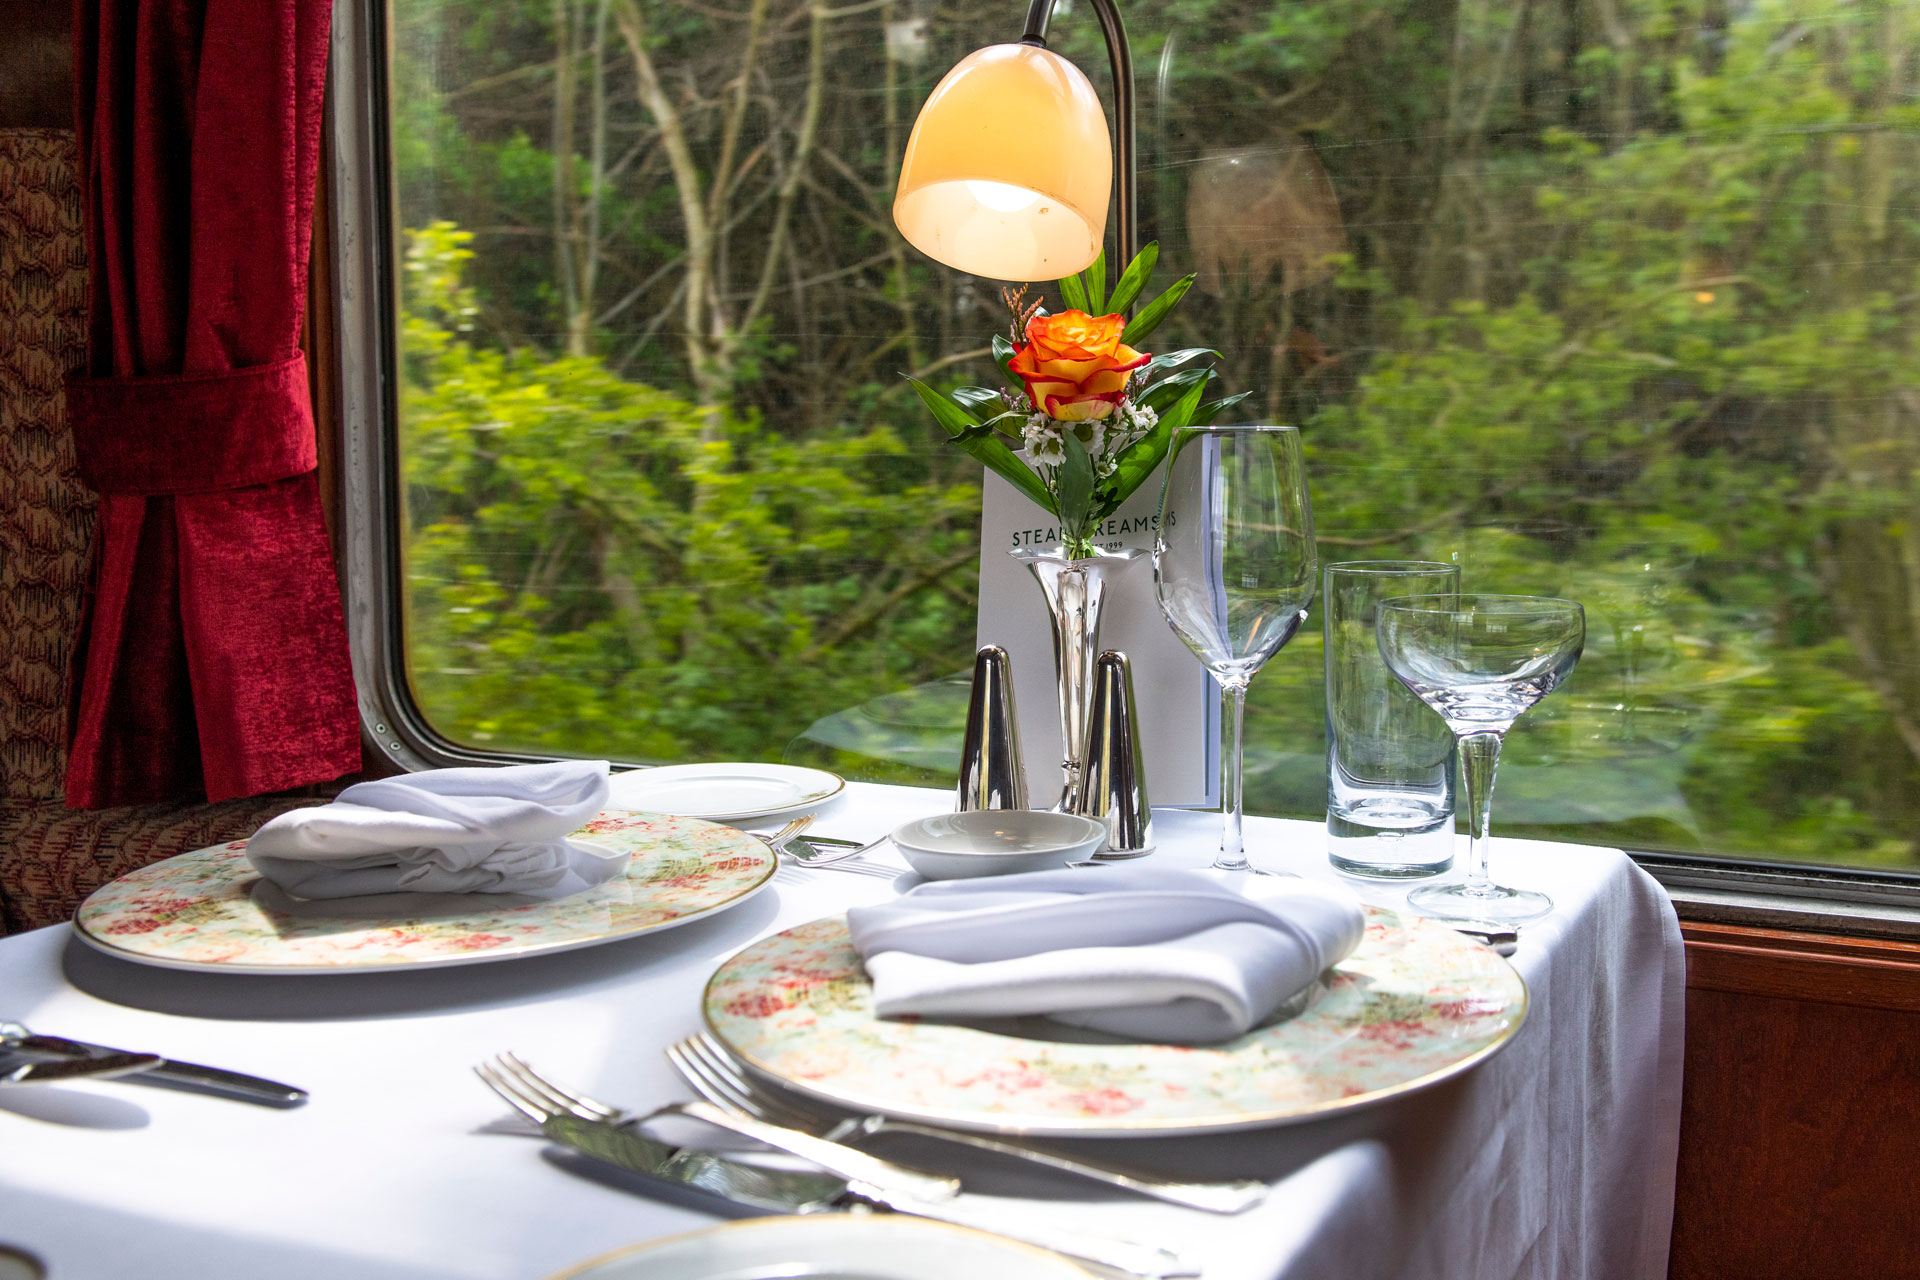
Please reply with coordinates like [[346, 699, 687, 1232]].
[[1669, 919, 1920, 1280], [1682, 920, 1920, 1013]]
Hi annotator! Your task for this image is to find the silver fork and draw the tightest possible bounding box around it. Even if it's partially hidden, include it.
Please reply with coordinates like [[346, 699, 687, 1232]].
[[753, 815, 892, 881], [473, 1055, 852, 1214], [475, 1054, 1197, 1278], [755, 815, 815, 855], [477, 1052, 959, 1202], [774, 854, 898, 880], [668, 1034, 1268, 1214], [754, 820, 900, 880]]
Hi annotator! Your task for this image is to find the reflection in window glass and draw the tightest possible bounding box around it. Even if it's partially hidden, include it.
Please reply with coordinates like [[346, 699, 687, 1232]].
[[388, 0, 1920, 871]]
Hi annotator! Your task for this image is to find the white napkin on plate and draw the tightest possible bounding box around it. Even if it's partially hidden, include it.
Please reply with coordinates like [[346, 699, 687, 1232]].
[[845, 865, 1366, 1044], [245, 761, 622, 900]]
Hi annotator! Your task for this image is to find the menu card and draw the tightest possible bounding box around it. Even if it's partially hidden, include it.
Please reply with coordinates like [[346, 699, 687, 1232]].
[[975, 469, 1219, 808]]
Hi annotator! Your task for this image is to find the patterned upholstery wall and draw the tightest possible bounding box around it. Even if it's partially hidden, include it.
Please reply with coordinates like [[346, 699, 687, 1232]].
[[0, 128, 328, 934], [0, 127, 91, 805]]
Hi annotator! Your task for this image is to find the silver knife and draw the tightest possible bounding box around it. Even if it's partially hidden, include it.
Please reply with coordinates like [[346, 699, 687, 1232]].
[[534, 1112, 1197, 1278], [2, 1050, 163, 1086], [793, 833, 890, 855], [541, 1113, 849, 1213], [0, 1022, 306, 1107], [657, 1099, 959, 1203]]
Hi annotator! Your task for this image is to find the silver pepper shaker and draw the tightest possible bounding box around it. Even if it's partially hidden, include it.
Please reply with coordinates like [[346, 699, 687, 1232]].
[[1076, 649, 1153, 856], [956, 645, 1028, 812]]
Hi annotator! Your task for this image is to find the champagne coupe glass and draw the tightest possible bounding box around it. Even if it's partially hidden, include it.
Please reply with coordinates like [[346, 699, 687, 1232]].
[[1154, 426, 1319, 873], [1375, 594, 1586, 925]]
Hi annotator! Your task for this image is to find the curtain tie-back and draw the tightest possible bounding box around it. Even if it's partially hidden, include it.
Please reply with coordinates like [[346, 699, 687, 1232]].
[[66, 353, 317, 495]]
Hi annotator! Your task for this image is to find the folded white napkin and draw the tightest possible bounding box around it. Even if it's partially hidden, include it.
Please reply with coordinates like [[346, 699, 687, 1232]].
[[246, 761, 621, 900], [846, 865, 1366, 1044]]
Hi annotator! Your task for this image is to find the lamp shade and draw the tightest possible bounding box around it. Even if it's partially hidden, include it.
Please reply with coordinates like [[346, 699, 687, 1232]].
[[893, 43, 1111, 281]]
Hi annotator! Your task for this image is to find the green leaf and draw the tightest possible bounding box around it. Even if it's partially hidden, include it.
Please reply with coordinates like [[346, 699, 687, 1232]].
[[1137, 366, 1216, 413], [982, 409, 1027, 439], [948, 417, 1000, 442], [907, 376, 1052, 512], [1095, 377, 1211, 517], [1193, 391, 1253, 426], [1085, 248, 1108, 316], [1093, 373, 1210, 522], [1155, 373, 1212, 435], [1121, 274, 1196, 346], [951, 386, 1006, 418], [1105, 241, 1160, 315], [991, 333, 1020, 389], [959, 432, 1057, 513], [1057, 270, 1089, 313], [906, 376, 985, 438], [1100, 413, 1180, 514], [1055, 429, 1095, 531], [1137, 347, 1219, 384]]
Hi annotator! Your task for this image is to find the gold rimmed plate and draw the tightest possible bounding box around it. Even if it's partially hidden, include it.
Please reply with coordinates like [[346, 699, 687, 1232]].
[[544, 1216, 1086, 1280], [702, 906, 1527, 1136], [607, 762, 845, 822], [73, 810, 774, 974]]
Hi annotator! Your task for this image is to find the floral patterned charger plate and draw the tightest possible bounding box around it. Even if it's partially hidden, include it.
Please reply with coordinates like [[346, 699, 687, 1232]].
[[703, 907, 1527, 1136], [74, 811, 774, 973]]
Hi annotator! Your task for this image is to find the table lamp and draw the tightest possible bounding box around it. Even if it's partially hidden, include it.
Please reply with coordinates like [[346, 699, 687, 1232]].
[[893, 0, 1137, 282]]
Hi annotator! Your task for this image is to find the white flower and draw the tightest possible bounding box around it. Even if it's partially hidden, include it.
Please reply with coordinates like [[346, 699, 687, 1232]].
[[1022, 413, 1065, 465], [1109, 398, 1157, 450], [1079, 397, 1154, 474], [1080, 419, 1107, 458], [1022, 400, 1156, 478]]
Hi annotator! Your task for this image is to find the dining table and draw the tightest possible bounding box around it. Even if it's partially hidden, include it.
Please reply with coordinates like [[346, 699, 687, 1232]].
[[0, 781, 1685, 1280]]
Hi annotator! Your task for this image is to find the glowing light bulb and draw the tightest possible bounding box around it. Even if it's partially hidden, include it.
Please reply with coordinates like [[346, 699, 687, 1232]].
[[966, 180, 1042, 213]]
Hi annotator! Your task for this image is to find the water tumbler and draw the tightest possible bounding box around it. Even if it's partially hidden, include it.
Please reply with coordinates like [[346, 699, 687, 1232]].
[[1324, 560, 1459, 877]]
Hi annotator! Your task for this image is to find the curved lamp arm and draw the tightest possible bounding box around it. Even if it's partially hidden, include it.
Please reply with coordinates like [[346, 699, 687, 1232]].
[[1020, 0, 1137, 272]]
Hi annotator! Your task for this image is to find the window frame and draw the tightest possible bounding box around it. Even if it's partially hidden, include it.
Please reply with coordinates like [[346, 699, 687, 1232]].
[[322, 0, 1920, 930], [328, 0, 491, 776]]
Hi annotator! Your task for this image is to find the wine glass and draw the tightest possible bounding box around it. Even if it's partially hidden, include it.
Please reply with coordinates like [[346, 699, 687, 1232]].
[[1154, 426, 1319, 873], [1375, 594, 1586, 925]]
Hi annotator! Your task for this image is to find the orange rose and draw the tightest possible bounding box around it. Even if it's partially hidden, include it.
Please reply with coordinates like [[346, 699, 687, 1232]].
[[1007, 310, 1150, 422]]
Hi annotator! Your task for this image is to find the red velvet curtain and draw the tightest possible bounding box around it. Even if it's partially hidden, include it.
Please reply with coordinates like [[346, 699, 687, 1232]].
[[63, 0, 358, 807]]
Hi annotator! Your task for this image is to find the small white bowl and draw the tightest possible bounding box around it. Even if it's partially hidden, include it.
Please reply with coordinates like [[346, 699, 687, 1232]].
[[889, 811, 1108, 880]]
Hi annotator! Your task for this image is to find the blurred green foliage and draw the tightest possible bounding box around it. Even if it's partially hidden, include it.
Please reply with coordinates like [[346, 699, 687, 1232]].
[[393, 0, 1920, 868], [403, 223, 983, 762]]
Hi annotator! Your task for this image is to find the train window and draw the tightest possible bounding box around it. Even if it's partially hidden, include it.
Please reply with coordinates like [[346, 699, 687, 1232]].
[[338, 0, 1920, 888]]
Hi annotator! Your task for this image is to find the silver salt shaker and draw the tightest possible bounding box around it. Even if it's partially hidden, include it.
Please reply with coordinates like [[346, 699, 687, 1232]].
[[956, 645, 1028, 812], [1076, 649, 1153, 856]]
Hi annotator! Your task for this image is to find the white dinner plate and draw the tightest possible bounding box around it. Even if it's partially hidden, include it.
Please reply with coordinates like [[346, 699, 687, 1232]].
[[72, 811, 774, 973], [704, 907, 1528, 1136], [545, 1216, 1086, 1280], [607, 762, 845, 822]]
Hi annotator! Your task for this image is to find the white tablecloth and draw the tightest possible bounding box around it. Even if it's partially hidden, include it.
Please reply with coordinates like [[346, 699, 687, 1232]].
[[0, 783, 1684, 1280]]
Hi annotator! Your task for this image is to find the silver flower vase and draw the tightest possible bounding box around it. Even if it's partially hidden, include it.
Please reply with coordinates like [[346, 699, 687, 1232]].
[[1011, 545, 1145, 812]]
